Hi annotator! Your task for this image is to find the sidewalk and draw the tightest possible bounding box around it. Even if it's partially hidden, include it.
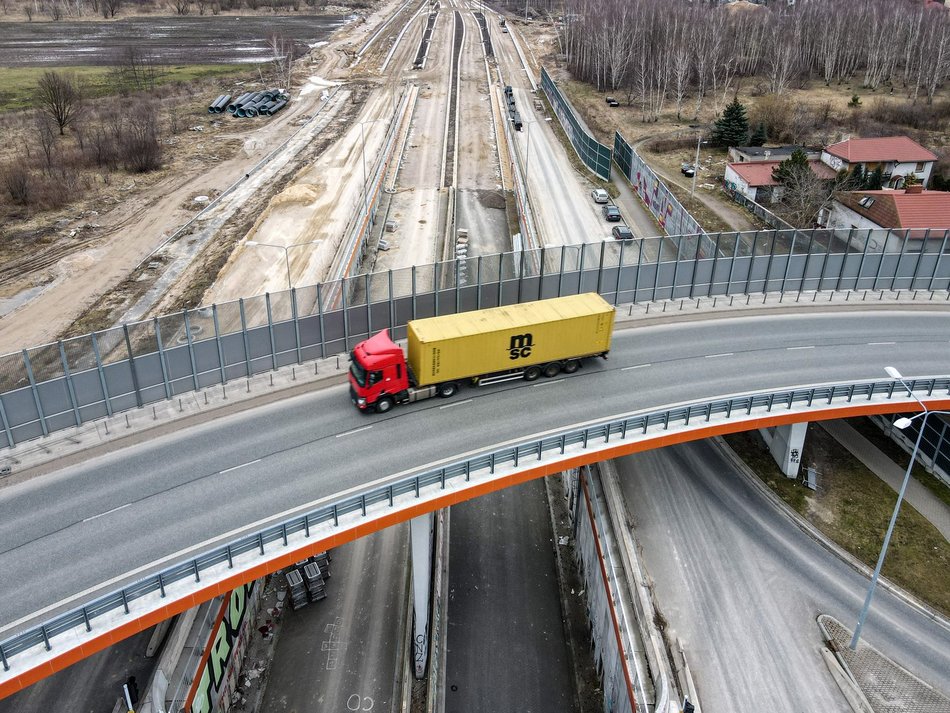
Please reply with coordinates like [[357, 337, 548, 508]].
[[820, 420, 950, 543]]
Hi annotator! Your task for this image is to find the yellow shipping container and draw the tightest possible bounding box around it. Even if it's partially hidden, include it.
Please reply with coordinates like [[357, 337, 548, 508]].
[[407, 293, 615, 386]]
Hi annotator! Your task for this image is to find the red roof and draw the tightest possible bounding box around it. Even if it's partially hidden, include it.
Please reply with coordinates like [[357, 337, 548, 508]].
[[824, 136, 937, 163], [839, 189, 950, 229], [727, 160, 837, 187]]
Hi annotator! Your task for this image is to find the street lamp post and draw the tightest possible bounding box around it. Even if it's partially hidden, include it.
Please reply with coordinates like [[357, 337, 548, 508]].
[[245, 240, 321, 290], [690, 133, 708, 198], [849, 366, 950, 650]]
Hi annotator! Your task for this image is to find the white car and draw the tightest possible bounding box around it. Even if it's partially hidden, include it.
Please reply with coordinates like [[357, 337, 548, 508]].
[[590, 188, 609, 204]]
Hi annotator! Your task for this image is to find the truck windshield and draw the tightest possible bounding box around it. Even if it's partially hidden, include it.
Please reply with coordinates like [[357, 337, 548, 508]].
[[350, 355, 367, 387]]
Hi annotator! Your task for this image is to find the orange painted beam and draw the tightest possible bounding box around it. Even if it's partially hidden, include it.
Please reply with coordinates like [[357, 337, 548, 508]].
[[1, 397, 947, 700]]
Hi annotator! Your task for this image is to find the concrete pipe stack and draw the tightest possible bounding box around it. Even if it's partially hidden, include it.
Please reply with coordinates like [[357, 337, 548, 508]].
[[223, 89, 290, 118], [207, 94, 232, 113]]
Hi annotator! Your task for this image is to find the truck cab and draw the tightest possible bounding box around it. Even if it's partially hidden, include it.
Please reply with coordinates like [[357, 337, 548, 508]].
[[349, 330, 410, 412]]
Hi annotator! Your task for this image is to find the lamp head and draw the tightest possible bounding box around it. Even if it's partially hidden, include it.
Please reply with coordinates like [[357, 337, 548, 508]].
[[893, 417, 913, 430], [885, 366, 903, 379], [246, 241, 258, 246]]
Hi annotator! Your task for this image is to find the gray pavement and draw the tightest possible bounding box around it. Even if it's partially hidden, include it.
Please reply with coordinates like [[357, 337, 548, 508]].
[[820, 420, 950, 542]]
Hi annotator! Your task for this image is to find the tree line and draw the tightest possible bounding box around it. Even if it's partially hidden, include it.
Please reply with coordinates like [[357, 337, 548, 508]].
[[561, 0, 950, 121], [10, 0, 330, 21]]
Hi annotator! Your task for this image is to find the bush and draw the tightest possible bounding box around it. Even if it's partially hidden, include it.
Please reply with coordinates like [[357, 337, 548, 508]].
[[865, 99, 950, 131], [3, 165, 32, 204], [646, 136, 696, 153]]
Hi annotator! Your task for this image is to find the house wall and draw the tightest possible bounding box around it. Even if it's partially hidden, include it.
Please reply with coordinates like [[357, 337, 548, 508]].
[[724, 164, 756, 200], [819, 152, 933, 187]]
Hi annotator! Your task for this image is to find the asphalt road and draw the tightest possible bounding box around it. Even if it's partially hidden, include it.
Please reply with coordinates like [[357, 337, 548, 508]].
[[1, 309, 948, 641], [445, 480, 575, 713], [615, 440, 950, 710]]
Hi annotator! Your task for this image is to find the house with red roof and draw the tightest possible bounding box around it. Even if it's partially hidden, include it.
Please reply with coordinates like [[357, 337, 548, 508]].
[[724, 159, 837, 203], [820, 136, 938, 189], [823, 187, 950, 249]]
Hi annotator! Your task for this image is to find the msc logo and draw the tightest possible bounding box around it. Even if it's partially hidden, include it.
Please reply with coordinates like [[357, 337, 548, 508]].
[[508, 333, 534, 360]]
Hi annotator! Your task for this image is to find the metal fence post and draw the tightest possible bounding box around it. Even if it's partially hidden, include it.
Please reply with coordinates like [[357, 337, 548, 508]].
[[726, 233, 740, 295], [835, 229, 852, 292], [22, 349, 49, 437], [671, 235, 682, 300], [365, 274, 373, 338], [341, 280, 351, 351], [90, 332, 113, 418], [800, 230, 817, 294], [910, 229, 930, 290], [781, 230, 797, 294], [123, 325, 143, 408], [578, 243, 587, 295], [316, 284, 327, 360], [930, 230, 950, 292], [153, 318, 172, 401], [57, 341, 81, 427], [557, 246, 566, 298], [744, 231, 759, 295], [388, 270, 396, 330], [596, 240, 606, 297], [239, 299, 252, 377], [497, 253, 504, 306], [890, 229, 911, 291], [434, 261, 441, 316], [183, 311, 200, 392], [455, 259, 461, 313], [855, 229, 872, 291], [615, 240, 625, 305], [539, 246, 547, 300], [476, 256, 483, 309], [212, 305, 228, 385], [763, 231, 778, 293], [292, 288, 302, 365], [688, 233, 702, 299], [265, 294, 278, 372], [708, 232, 722, 297], [652, 237, 662, 302], [411, 265, 418, 320]]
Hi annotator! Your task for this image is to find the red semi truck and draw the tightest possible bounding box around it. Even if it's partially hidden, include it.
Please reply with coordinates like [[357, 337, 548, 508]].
[[348, 293, 615, 412]]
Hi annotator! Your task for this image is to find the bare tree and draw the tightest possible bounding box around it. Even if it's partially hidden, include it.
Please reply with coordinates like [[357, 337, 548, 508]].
[[37, 71, 82, 135], [173, 0, 189, 15], [267, 33, 297, 91], [101, 0, 118, 18], [35, 115, 56, 174], [2, 165, 32, 205]]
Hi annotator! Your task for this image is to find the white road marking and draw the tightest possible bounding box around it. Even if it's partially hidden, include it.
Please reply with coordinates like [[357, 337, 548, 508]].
[[867, 341, 896, 346], [786, 346, 815, 351], [83, 503, 131, 523], [705, 353, 733, 359], [622, 364, 652, 371], [336, 426, 373, 438], [531, 379, 564, 388], [220, 459, 261, 474], [440, 399, 473, 409]]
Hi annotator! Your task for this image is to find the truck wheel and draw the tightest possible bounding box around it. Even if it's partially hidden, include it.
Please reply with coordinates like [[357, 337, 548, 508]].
[[375, 396, 394, 413], [543, 363, 560, 378], [562, 360, 580, 373], [523, 366, 542, 381], [437, 382, 458, 398]]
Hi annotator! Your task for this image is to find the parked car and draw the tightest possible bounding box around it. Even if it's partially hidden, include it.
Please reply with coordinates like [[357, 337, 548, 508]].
[[605, 96, 620, 107], [602, 204, 622, 222], [612, 225, 634, 241], [680, 163, 695, 177], [590, 188, 609, 204], [501, 27, 509, 32]]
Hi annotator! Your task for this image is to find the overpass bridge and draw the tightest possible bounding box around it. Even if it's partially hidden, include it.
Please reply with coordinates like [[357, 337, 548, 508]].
[[0, 231, 949, 698]]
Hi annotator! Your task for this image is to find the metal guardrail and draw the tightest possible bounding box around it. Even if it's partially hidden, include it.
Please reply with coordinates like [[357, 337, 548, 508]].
[[2, 375, 948, 674]]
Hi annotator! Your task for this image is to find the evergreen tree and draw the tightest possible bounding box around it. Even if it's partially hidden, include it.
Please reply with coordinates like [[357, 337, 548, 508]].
[[749, 122, 767, 147], [711, 97, 750, 148], [866, 165, 884, 190], [772, 148, 811, 185], [850, 164, 865, 188]]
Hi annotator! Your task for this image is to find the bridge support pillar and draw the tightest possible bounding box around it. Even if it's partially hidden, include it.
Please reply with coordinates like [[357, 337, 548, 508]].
[[759, 422, 806, 478], [410, 512, 433, 679]]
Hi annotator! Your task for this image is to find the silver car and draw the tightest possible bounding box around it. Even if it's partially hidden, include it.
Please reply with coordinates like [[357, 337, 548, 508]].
[[590, 188, 609, 204]]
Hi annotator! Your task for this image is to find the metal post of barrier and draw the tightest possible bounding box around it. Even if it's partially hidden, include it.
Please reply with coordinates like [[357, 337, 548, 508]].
[[183, 311, 200, 393], [265, 294, 278, 372], [153, 318, 172, 400], [688, 233, 702, 299], [929, 231, 949, 292], [388, 270, 396, 330], [817, 230, 833, 292], [497, 253, 504, 306], [211, 305, 227, 386], [652, 238, 662, 302], [341, 279, 351, 352], [615, 240, 625, 305], [855, 229, 872, 291], [316, 284, 327, 360], [365, 275, 373, 338], [90, 332, 113, 418], [123, 325, 143, 408], [634, 236, 643, 303], [239, 299, 252, 378], [781, 231, 797, 293], [557, 247, 565, 297], [57, 342, 81, 427], [726, 233, 740, 295], [911, 229, 931, 291], [21, 350, 49, 437], [539, 246, 547, 300], [434, 262, 440, 316], [891, 229, 911, 291], [411, 265, 418, 320], [836, 230, 853, 292], [800, 230, 816, 293], [476, 257, 483, 309], [744, 231, 759, 295], [578, 243, 586, 296], [763, 231, 778, 294], [292, 288, 302, 365], [596, 240, 605, 297], [871, 231, 891, 291], [708, 232, 722, 298], [671, 235, 682, 301]]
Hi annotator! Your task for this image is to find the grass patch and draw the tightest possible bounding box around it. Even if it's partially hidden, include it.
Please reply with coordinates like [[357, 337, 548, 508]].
[[0, 64, 260, 113], [724, 424, 950, 616]]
